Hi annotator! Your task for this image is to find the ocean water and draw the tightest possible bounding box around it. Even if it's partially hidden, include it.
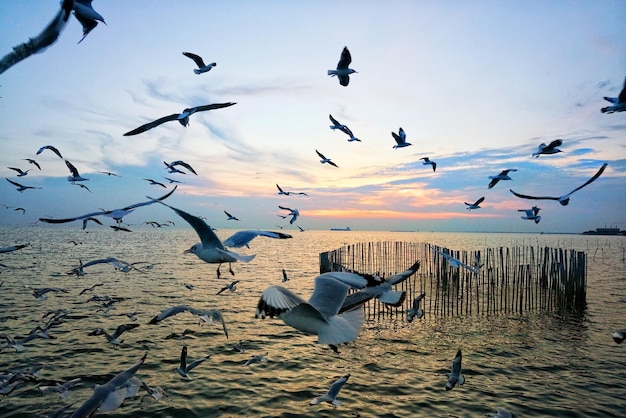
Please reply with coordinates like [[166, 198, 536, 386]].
[[1, 227, 625, 417]]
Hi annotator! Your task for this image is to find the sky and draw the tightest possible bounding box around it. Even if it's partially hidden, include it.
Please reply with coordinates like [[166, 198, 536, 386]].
[[0, 1, 625, 233]]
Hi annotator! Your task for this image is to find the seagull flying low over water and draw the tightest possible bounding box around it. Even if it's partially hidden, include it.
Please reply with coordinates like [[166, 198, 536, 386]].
[[392, 127, 412, 149], [276, 184, 307, 196], [67, 257, 148, 277], [278, 206, 299, 224], [244, 352, 268, 366], [73, 0, 106, 44], [124, 102, 236, 136], [7, 167, 30, 177], [39, 185, 176, 224], [0, 244, 29, 254], [216, 280, 240, 295], [36, 145, 63, 159], [39, 377, 82, 399], [445, 349, 465, 391], [328, 47, 356, 86], [176, 346, 209, 379], [152, 201, 255, 278], [88, 323, 140, 346], [5, 178, 41, 192], [532, 139, 563, 157], [182, 52, 216, 74], [329, 114, 360, 141], [420, 157, 436, 172], [148, 305, 228, 338], [164, 160, 197, 175], [316, 150, 338, 167], [310, 374, 350, 407], [65, 159, 89, 183], [464, 196, 484, 210], [519, 206, 541, 224], [255, 274, 364, 345], [406, 293, 426, 322], [222, 230, 292, 249], [510, 163, 608, 206], [488, 169, 517, 189], [601, 77, 626, 114]]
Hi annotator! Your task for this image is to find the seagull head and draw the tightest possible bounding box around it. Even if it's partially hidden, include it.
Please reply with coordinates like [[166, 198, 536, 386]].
[[184, 243, 201, 255]]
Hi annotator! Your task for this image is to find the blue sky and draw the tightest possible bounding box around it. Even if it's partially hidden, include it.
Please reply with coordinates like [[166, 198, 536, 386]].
[[1, 1, 625, 233]]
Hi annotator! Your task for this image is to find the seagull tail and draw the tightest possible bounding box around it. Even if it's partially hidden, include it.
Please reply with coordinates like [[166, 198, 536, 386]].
[[317, 308, 364, 345], [193, 69, 202, 75], [327, 70, 336, 76]]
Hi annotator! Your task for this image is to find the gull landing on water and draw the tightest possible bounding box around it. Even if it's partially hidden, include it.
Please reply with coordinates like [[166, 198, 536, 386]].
[[392, 127, 412, 149], [123, 102, 236, 136], [510, 163, 608, 206], [518, 206, 541, 224], [328, 47, 357, 87], [601, 77, 626, 114], [532, 139, 563, 157], [182, 52, 216, 74]]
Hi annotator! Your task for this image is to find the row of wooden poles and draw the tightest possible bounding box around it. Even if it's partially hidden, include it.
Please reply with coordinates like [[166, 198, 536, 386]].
[[319, 241, 587, 320]]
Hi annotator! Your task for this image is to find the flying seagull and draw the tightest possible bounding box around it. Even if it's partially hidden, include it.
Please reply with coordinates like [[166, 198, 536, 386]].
[[39, 377, 82, 399], [148, 305, 228, 338], [278, 206, 299, 224], [406, 293, 426, 322], [182, 52, 216, 74], [164, 160, 197, 175], [315, 150, 338, 167], [276, 184, 307, 196], [310, 374, 350, 407], [223, 230, 292, 249], [143, 178, 166, 188], [255, 274, 364, 345], [124, 102, 236, 136], [329, 114, 360, 142], [87, 323, 140, 346], [420, 157, 436, 172], [36, 145, 63, 159], [445, 350, 465, 391], [224, 210, 239, 221], [327, 47, 356, 86], [0, 244, 29, 254], [488, 169, 517, 189], [510, 163, 608, 206], [601, 76, 626, 114], [39, 185, 177, 224], [176, 346, 209, 379], [73, 0, 106, 44], [435, 248, 481, 274], [392, 127, 412, 149], [5, 178, 41, 192], [518, 206, 541, 224], [151, 202, 255, 278], [216, 280, 240, 295], [7, 167, 31, 177], [464, 196, 484, 210], [23, 159, 41, 170], [532, 139, 563, 157], [65, 159, 89, 183]]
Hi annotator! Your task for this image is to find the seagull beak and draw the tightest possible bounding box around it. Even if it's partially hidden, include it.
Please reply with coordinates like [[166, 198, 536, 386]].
[[183, 249, 192, 254]]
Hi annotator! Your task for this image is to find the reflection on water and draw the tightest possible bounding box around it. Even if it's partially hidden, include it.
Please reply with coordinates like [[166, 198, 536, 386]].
[[1, 227, 625, 417]]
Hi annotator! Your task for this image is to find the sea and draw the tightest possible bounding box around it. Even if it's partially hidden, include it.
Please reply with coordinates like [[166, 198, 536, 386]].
[[1, 227, 625, 417]]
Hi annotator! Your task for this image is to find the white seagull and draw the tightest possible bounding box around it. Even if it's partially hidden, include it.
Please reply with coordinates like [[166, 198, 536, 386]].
[[392, 127, 412, 149], [151, 202, 255, 278], [329, 114, 360, 141], [435, 248, 481, 274], [309, 374, 350, 407], [488, 169, 517, 189], [39, 186, 176, 224], [36, 145, 63, 159], [518, 206, 541, 224], [67, 257, 147, 277], [510, 163, 608, 206], [244, 352, 268, 366], [124, 102, 236, 136], [164, 160, 197, 175], [445, 349, 465, 391], [255, 274, 364, 345], [73, 0, 106, 44], [223, 230, 292, 249], [464, 196, 484, 210], [87, 323, 140, 346], [176, 346, 209, 379], [65, 159, 89, 183], [5, 178, 41, 192], [148, 305, 228, 337], [182, 52, 216, 74], [532, 139, 563, 157], [407, 293, 426, 322], [601, 76, 626, 114], [315, 150, 338, 167], [420, 157, 436, 172], [327, 47, 357, 86], [39, 378, 82, 399], [278, 206, 299, 224]]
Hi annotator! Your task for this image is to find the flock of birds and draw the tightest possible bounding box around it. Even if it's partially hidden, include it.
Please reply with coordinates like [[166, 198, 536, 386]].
[[1, 2, 625, 417]]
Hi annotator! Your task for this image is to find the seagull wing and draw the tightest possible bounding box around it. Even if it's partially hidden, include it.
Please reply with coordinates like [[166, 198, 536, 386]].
[[474, 196, 485, 206], [158, 203, 224, 250], [329, 114, 341, 126], [192, 102, 237, 113], [182, 52, 206, 68], [391, 131, 402, 145], [5, 178, 24, 188], [327, 374, 350, 400], [65, 160, 80, 177], [510, 189, 560, 202], [123, 113, 180, 136], [487, 178, 500, 189], [36, 145, 63, 158], [619, 77, 626, 103], [566, 163, 608, 195], [278, 205, 293, 212], [386, 261, 420, 285], [337, 47, 352, 70], [308, 276, 350, 318], [171, 161, 197, 175], [315, 149, 326, 159], [255, 285, 306, 318], [327, 160, 339, 168], [547, 139, 563, 150]]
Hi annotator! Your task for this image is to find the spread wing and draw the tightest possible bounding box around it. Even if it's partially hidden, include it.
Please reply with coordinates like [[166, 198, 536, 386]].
[[256, 285, 306, 318], [509, 189, 558, 201], [567, 163, 608, 195], [337, 47, 352, 69], [192, 102, 236, 113], [182, 52, 205, 67], [123, 113, 180, 136]]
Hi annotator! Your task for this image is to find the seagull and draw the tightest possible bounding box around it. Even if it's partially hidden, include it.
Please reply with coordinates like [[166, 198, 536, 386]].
[[65, 160, 89, 183], [407, 293, 426, 322], [70, 353, 147, 417], [445, 349, 465, 391], [164, 160, 197, 175], [143, 178, 166, 188], [518, 206, 541, 224], [328, 47, 357, 86], [310, 374, 350, 407], [488, 408, 513, 418], [612, 329, 626, 344], [276, 184, 308, 196], [0, 244, 29, 254], [224, 210, 239, 221], [255, 274, 364, 345], [152, 202, 255, 278], [74, 183, 92, 192], [123, 102, 236, 136], [5, 178, 41, 192], [216, 280, 240, 295], [435, 248, 481, 274], [99, 171, 120, 177], [420, 157, 436, 172], [329, 114, 360, 141], [139, 379, 168, 401], [392, 127, 412, 149], [488, 169, 517, 189], [147, 305, 227, 337], [3, 333, 48, 351], [27, 286, 68, 300], [532, 139, 563, 157], [7, 167, 31, 177], [23, 159, 41, 170], [278, 206, 299, 224], [79, 283, 104, 295], [165, 329, 196, 340], [36, 145, 63, 159], [176, 346, 209, 379], [73, 0, 106, 44], [601, 76, 626, 114], [315, 150, 338, 167], [233, 340, 246, 353], [282, 269, 289, 282], [67, 257, 147, 277], [464, 196, 484, 210], [510, 163, 608, 206], [164, 176, 183, 184], [82, 217, 103, 229], [87, 323, 140, 346], [223, 230, 292, 249], [244, 352, 268, 366], [182, 52, 216, 74], [39, 378, 81, 398], [39, 185, 176, 224]]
